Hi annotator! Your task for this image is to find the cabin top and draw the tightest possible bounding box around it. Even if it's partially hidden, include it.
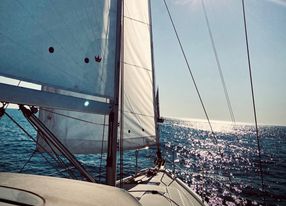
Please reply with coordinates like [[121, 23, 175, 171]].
[[0, 172, 141, 206]]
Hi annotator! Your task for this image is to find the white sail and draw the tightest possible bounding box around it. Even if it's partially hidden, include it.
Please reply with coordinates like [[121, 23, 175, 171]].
[[0, 0, 118, 98], [38, 0, 156, 153], [38, 87, 109, 154], [121, 0, 156, 150]]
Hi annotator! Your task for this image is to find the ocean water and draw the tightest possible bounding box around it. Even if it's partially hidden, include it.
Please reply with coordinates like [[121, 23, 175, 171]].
[[0, 109, 285, 206]]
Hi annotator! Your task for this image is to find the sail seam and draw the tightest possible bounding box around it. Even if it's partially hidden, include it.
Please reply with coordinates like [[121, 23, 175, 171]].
[[124, 16, 150, 26], [123, 110, 154, 118], [122, 61, 152, 72], [124, 92, 143, 127], [40, 108, 108, 126], [124, 136, 156, 140]]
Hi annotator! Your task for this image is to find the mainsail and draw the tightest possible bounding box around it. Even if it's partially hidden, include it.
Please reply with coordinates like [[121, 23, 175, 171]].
[[0, 0, 156, 154], [38, 87, 110, 154], [0, 1, 117, 98], [39, 0, 156, 153]]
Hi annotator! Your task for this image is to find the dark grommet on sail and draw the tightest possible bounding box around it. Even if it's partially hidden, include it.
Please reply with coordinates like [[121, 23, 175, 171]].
[[95, 55, 102, 62], [128, 130, 131, 133], [84, 58, 89, 63], [48, 47, 54, 53]]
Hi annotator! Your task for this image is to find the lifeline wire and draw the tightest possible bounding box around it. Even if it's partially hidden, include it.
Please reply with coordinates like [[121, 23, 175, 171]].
[[4, 111, 70, 178], [162, 0, 217, 143], [201, 0, 236, 124], [241, 0, 265, 203]]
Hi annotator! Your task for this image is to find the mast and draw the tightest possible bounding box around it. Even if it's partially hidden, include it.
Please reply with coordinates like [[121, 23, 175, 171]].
[[106, 0, 123, 186], [148, 0, 161, 160], [119, 0, 125, 188]]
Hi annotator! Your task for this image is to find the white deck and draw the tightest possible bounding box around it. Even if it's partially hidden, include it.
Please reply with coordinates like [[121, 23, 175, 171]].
[[0, 170, 207, 206], [122, 169, 207, 206]]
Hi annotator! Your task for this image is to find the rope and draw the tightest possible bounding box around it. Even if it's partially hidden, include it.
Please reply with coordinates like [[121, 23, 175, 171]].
[[25, 107, 95, 182], [4, 111, 70, 178], [241, 0, 265, 203], [162, 0, 217, 143], [19, 149, 37, 173], [30, 122, 78, 179], [8, 108, 78, 179], [201, 0, 236, 125]]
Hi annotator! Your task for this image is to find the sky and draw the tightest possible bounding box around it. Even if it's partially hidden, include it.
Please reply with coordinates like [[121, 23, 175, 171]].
[[151, 0, 286, 126]]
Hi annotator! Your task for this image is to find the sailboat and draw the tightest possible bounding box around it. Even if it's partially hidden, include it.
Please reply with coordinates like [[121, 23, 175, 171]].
[[0, 0, 206, 205]]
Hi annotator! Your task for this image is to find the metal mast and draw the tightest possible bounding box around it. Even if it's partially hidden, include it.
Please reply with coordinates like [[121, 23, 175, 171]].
[[106, 0, 123, 186]]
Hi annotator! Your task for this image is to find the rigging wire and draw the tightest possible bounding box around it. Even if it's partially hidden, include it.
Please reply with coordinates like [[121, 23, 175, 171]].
[[201, 0, 241, 169], [25, 107, 95, 182], [2, 83, 76, 178], [24, 117, 78, 179], [4, 111, 70, 178], [201, 0, 236, 125], [161, 2, 236, 200], [40, 108, 108, 126], [162, 0, 217, 143], [19, 149, 37, 173], [119, 1, 126, 187], [28, 119, 78, 179], [2, 83, 78, 178], [241, 0, 265, 203], [99, 100, 108, 182]]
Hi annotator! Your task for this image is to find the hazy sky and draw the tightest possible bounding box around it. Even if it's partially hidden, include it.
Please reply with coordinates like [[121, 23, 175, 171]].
[[151, 0, 286, 126]]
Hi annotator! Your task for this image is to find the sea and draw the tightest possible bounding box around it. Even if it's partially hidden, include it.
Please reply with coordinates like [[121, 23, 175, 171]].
[[0, 109, 285, 206]]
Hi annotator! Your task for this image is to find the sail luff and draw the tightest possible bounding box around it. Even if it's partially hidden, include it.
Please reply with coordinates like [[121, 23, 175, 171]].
[[119, 0, 125, 188], [148, 0, 161, 156]]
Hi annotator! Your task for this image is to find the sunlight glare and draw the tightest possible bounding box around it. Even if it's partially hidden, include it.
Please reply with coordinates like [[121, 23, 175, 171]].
[[84, 101, 89, 107]]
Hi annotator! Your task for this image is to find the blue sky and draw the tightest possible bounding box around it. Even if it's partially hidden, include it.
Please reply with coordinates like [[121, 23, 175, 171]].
[[151, 0, 286, 126]]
